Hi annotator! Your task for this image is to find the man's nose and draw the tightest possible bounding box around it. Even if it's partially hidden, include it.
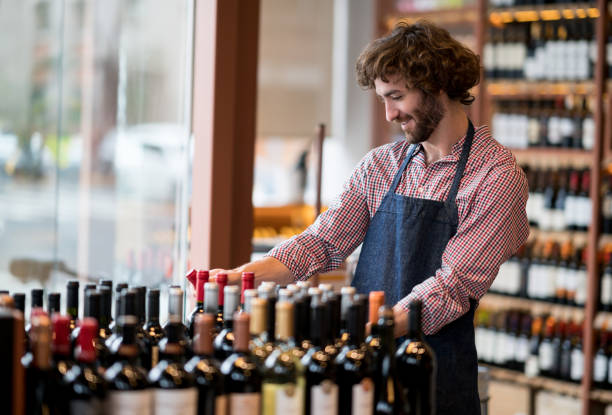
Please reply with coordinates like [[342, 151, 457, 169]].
[[385, 102, 399, 123]]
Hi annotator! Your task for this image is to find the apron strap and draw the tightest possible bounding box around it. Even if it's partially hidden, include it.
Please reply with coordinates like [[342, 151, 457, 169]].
[[446, 119, 475, 204], [388, 143, 418, 194]]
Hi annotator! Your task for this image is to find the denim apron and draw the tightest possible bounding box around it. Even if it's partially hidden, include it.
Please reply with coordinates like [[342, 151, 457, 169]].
[[352, 120, 480, 414]]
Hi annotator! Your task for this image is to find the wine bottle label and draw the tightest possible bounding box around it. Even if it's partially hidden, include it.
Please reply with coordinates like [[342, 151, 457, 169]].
[[493, 332, 506, 364], [603, 197, 612, 218], [106, 390, 153, 415], [230, 393, 261, 415], [601, 275, 612, 307], [607, 357, 612, 384], [215, 395, 227, 415], [351, 378, 374, 415], [575, 270, 587, 305], [570, 349, 584, 381], [311, 380, 338, 415], [262, 382, 303, 415], [515, 337, 529, 363], [504, 334, 516, 363], [538, 342, 553, 371], [525, 355, 539, 378], [151, 345, 159, 368], [594, 354, 608, 382], [153, 387, 198, 415], [71, 398, 103, 415]]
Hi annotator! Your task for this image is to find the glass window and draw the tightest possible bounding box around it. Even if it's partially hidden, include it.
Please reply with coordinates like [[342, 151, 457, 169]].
[[0, 0, 193, 321]]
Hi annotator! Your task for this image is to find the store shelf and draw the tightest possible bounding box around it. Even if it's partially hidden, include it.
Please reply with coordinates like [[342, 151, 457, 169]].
[[483, 364, 582, 398], [511, 147, 593, 166], [489, 3, 599, 25], [591, 388, 612, 404], [487, 81, 595, 98], [481, 293, 585, 316], [385, 5, 478, 27]]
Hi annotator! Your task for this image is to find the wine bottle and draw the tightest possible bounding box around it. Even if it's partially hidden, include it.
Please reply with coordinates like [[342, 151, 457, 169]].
[[293, 292, 311, 353], [365, 291, 385, 349], [48, 292, 60, 315], [216, 273, 228, 326], [204, 282, 221, 333], [25, 289, 44, 336], [525, 316, 542, 378], [165, 286, 190, 356], [243, 289, 258, 313], [97, 286, 112, 342], [241, 272, 255, 308], [538, 316, 555, 377], [335, 298, 374, 415], [594, 329, 610, 388], [13, 292, 25, 314], [372, 306, 398, 415], [262, 301, 305, 415], [104, 315, 152, 414], [338, 287, 355, 347], [51, 314, 74, 379], [303, 293, 338, 415], [63, 318, 107, 413], [325, 293, 341, 358], [250, 297, 274, 365], [23, 313, 56, 415], [188, 270, 208, 338], [570, 323, 584, 383], [395, 300, 435, 415], [278, 288, 293, 303], [221, 312, 262, 415], [213, 285, 241, 361], [106, 290, 146, 365], [109, 283, 128, 333], [144, 288, 164, 370], [258, 285, 277, 346], [149, 315, 198, 415], [185, 313, 226, 415], [0, 306, 25, 415], [67, 281, 79, 332]]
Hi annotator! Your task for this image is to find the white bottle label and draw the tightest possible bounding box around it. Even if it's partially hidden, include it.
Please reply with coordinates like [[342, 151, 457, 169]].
[[106, 390, 153, 415], [594, 354, 608, 382], [230, 393, 261, 415], [538, 342, 554, 371], [570, 349, 584, 381], [351, 379, 374, 415], [525, 355, 539, 378], [515, 337, 529, 363], [153, 387, 198, 415], [311, 381, 338, 415]]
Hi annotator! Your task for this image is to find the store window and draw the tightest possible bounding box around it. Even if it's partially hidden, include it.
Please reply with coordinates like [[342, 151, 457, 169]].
[[0, 0, 193, 318]]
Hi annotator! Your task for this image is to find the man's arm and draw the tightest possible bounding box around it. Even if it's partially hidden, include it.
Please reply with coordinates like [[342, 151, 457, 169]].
[[394, 164, 530, 337]]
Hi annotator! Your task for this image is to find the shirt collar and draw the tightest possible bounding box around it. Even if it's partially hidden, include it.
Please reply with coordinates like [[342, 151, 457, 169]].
[[413, 125, 475, 164]]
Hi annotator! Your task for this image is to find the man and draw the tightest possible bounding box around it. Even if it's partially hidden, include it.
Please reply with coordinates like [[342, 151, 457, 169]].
[[206, 21, 529, 413]]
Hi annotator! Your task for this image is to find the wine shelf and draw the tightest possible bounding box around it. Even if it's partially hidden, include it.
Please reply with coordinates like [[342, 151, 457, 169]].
[[384, 5, 478, 27], [489, 3, 600, 25], [510, 147, 593, 166], [483, 364, 582, 398], [481, 292, 585, 316], [487, 81, 595, 98]]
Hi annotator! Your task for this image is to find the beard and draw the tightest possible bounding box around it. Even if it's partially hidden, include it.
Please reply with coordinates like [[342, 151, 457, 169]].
[[401, 92, 445, 144]]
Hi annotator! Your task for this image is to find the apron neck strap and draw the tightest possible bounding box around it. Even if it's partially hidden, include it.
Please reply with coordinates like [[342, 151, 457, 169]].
[[388, 142, 418, 194], [446, 119, 475, 204]]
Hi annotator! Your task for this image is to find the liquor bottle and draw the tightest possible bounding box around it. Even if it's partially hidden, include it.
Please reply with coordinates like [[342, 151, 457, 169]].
[[564, 169, 580, 231], [109, 283, 128, 333], [165, 286, 190, 355], [23, 313, 56, 415], [149, 315, 198, 415], [339, 287, 355, 346], [525, 316, 542, 377], [48, 293, 60, 315], [576, 168, 592, 232], [559, 320, 576, 380], [302, 293, 338, 415], [262, 301, 304, 415], [13, 292, 25, 314], [549, 318, 565, 379], [67, 281, 79, 331], [213, 285, 241, 361], [258, 284, 278, 349], [593, 329, 609, 388], [104, 315, 152, 414], [221, 312, 262, 415], [324, 293, 341, 359], [336, 299, 374, 415], [241, 272, 255, 308], [366, 291, 385, 342], [204, 282, 221, 333], [106, 290, 146, 364], [570, 323, 584, 383], [293, 292, 311, 353], [84, 291, 110, 369], [51, 314, 73, 379], [0, 306, 25, 415], [216, 273, 228, 325], [25, 289, 44, 335], [188, 270, 208, 338], [250, 297, 275, 365], [278, 288, 293, 303], [134, 286, 146, 328], [555, 241, 573, 303], [514, 313, 532, 373], [144, 288, 164, 370], [243, 289, 258, 314], [63, 318, 107, 413], [501, 312, 519, 370], [372, 306, 398, 415], [185, 313, 226, 415], [538, 316, 555, 377], [97, 286, 112, 342]]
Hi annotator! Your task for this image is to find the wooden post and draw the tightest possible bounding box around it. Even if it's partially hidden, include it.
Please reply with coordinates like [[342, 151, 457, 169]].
[[315, 123, 325, 218]]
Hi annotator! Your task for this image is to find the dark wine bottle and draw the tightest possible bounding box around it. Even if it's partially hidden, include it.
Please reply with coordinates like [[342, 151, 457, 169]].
[[109, 283, 128, 333], [13, 292, 25, 314], [97, 286, 112, 342], [144, 288, 164, 370], [338, 287, 355, 347], [204, 282, 221, 333], [66, 281, 79, 332], [213, 285, 241, 360], [23, 313, 56, 415], [303, 292, 338, 415], [188, 270, 208, 338], [63, 318, 107, 413], [25, 289, 44, 335], [51, 314, 73, 379], [47, 292, 60, 315], [149, 316, 198, 414], [221, 312, 262, 415], [185, 313, 226, 415], [372, 306, 398, 415], [241, 272, 255, 308], [104, 315, 152, 413], [262, 301, 304, 415], [335, 298, 374, 415], [216, 273, 228, 326], [250, 297, 275, 365], [395, 300, 436, 415]]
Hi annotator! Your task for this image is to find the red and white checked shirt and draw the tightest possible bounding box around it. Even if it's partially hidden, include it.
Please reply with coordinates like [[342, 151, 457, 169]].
[[267, 125, 529, 335]]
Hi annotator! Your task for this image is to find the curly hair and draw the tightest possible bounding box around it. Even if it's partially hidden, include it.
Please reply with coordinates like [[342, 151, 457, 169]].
[[355, 20, 481, 105]]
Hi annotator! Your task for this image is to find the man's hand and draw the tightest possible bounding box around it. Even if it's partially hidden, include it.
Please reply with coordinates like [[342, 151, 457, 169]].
[[393, 304, 409, 338]]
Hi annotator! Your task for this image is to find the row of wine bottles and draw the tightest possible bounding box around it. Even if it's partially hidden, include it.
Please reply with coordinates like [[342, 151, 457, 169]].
[[492, 98, 594, 150], [484, 19, 597, 81], [489, 1, 597, 7], [475, 307, 588, 383], [524, 166, 591, 232], [0, 274, 436, 415], [491, 239, 588, 305]]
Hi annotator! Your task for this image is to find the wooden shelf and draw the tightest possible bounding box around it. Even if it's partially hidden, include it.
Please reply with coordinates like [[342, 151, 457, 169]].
[[482, 293, 586, 316], [484, 364, 582, 398], [489, 3, 599, 25], [487, 81, 595, 98], [590, 388, 612, 404], [385, 5, 478, 27], [510, 147, 593, 167]]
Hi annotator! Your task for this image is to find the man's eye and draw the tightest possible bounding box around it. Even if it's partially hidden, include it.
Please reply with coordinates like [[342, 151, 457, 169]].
[[391, 95, 402, 100]]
